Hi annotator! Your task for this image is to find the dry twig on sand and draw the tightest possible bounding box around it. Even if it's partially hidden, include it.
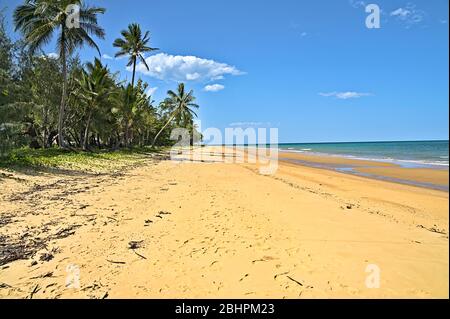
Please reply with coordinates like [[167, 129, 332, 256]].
[[286, 276, 303, 286], [106, 259, 126, 264], [132, 250, 147, 260]]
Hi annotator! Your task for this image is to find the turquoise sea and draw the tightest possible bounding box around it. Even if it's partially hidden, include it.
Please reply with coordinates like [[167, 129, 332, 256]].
[[279, 140, 449, 168]]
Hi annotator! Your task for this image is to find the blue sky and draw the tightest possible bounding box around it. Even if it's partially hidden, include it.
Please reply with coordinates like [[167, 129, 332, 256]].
[[2, 0, 449, 143]]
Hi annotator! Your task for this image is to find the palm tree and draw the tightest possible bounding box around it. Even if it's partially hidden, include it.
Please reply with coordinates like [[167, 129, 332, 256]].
[[152, 83, 199, 147], [126, 81, 153, 146], [114, 84, 134, 147], [113, 23, 158, 88], [75, 58, 111, 150], [14, 0, 105, 148]]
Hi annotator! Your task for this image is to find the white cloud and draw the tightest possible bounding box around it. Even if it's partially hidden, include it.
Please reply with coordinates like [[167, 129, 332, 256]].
[[145, 86, 158, 97], [47, 52, 59, 59], [391, 8, 411, 18], [350, 1, 427, 28], [319, 91, 372, 99], [133, 53, 244, 82], [349, 0, 366, 9], [186, 72, 201, 80], [229, 122, 273, 128], [204, 84, 225, 92], [300, 32, 307, 37], [102, 54, 113, 60], [390, 4, 426, 26]]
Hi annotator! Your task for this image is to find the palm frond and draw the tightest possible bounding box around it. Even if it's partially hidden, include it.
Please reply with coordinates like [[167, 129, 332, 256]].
[[138, 54, 149, 71]]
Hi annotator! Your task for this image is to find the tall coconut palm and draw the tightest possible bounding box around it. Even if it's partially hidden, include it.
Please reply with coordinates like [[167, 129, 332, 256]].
[[152, 83, 199, 147], [113, 23, 158, 88], [13, 0, 105, 148]]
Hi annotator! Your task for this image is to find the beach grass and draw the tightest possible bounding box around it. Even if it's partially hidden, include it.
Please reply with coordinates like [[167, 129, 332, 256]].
[[0, 147, 164, 173]]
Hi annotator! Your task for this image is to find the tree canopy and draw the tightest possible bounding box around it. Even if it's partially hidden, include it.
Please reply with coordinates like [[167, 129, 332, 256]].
[[0, 5, 201, 155]]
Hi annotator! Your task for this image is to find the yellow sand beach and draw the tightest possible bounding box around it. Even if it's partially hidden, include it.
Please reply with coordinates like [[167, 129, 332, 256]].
[[0, 148, 448, 298]]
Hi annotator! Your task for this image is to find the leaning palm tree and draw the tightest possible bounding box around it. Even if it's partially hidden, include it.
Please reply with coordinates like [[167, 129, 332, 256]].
[[113, 23, 158, 88], [152, 83, 199, 147], [14, 0, 105, 148]]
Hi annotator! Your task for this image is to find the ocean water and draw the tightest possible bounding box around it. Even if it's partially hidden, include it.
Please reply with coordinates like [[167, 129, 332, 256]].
[[279, 140, 449, 168]]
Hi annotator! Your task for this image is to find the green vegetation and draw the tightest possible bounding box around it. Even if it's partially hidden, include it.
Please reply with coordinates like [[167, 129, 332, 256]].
[[0, 1, 201, 164], [13, 0, 106, 148], [0, 146, 162, 173]]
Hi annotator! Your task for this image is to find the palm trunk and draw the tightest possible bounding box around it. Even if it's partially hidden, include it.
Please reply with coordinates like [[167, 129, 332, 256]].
[[83, 109, 92, 150], [42, 126, 48, 149], [152, 111, 178, 148], [129, 125, 134, 146], [58, 27, 67, 148], [131, 57, 136, 88], [42, 104, 48, 148], [124, 118, 129, 147], [79, 128, 84, 148], [123, 57, 137, 148], [69, 130, 79, 147], [115, 131, 121, 149], [47, 131, 57, 147]]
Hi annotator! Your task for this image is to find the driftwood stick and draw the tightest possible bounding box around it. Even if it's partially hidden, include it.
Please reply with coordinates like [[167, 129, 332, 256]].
[[133, 250, 147, 260], [286, 275, 303, 286], [106, 259, 125, 264], [29, 284, 40, 299]]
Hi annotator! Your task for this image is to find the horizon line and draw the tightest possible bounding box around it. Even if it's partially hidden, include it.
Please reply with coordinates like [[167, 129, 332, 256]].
[[202, 139, 449, 146], [278, 139, 449, 145]]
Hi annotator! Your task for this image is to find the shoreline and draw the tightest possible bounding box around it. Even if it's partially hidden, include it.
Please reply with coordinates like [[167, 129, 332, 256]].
[[278, 151, 449, 192], [279, 149, 449, 168]]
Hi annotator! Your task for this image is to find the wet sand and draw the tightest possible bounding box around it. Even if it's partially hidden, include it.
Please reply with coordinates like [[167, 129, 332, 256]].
[[0, 148, 448, 298], [279, 151, 449, 191]]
